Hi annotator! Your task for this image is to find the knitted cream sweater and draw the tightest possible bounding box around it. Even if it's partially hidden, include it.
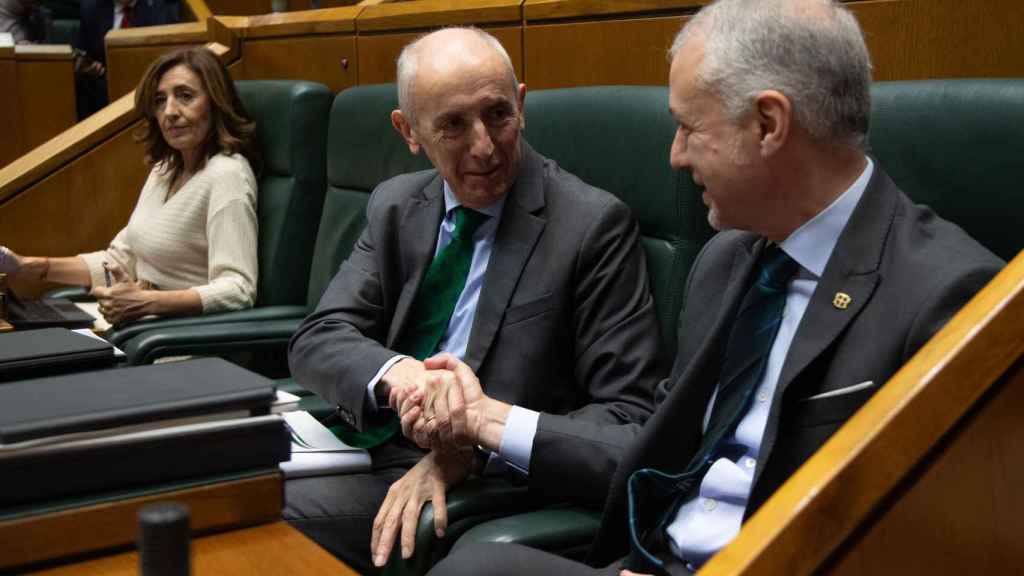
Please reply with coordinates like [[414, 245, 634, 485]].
[[80, 153, 258, 313]]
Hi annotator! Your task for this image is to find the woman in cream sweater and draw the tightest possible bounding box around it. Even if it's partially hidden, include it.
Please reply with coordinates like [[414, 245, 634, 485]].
[[0, 47, 260, 326]]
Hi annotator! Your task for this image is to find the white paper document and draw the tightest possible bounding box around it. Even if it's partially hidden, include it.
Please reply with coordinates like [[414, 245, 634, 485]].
[[279, 411, 371, 478]]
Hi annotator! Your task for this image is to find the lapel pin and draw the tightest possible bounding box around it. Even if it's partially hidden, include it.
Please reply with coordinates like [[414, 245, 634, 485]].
[[833, 292, 851, 310]]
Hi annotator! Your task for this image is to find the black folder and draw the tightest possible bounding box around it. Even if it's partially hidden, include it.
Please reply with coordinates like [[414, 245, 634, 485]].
[[0, 328, 116, 382], [0, 357, 276, 444]]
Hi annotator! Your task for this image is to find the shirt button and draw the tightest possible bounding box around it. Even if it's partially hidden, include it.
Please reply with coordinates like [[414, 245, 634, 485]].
[[757, 391, 769, 403], [744, 457, 756, 469], [703, 498, 717, 512]]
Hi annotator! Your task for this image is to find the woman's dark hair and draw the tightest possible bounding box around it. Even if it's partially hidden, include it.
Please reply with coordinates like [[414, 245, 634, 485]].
[[134, 47, 261, 181]]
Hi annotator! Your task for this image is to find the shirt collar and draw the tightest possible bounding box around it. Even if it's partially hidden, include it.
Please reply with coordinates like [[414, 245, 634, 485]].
[[780, 157, 874, 278], [442, 180, 506, 220]]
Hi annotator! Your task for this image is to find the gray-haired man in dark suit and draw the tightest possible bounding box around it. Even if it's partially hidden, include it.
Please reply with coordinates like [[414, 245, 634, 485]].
[[422, 1, 1003, 575]]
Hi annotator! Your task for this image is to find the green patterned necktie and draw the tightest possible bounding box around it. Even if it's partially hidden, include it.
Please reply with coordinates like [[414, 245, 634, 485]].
[[332, 206, 490, 449]]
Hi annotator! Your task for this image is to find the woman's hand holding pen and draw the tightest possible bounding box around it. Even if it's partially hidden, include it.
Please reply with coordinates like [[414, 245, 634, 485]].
[[91, 262, 156, 326]]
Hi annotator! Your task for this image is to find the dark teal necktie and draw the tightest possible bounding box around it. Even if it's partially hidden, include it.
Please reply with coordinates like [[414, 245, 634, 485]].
[[332, 206, 490, 449], [626, 245, 798, 574]]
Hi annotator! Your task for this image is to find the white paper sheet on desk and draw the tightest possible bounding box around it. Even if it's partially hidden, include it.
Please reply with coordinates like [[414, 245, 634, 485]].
[[71, 328, 125, 357], [280, 411, 371, 478], [73, 302, 112, 333]]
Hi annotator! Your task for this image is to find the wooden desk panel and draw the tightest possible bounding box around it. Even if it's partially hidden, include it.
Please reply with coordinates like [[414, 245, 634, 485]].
[[358, 25, 523, 86], [0, 127, 144, 298], [524, 15, 684, 89], [0, 53, 23, 168], [15, 50, 77, 152], [30, 522, 358, 575], [356, 0, 521, 32], [240, 34, 357, 94]]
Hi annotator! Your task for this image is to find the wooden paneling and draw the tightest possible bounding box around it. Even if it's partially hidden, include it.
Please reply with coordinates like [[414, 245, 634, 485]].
[[241, 34, 357, 93], [701, 253, 1024, 575], [15, 47, 77, 152], [29, 522, 358, 576], [0, 126, 146, 297], [0, 51, 23, 168], [850, 0, 1024, 81], [182, 0, 213, 20], [827, 363, 1024, 574], [4, 473, 283, 571], [524, 15, 684, 89], [524, 0, 706, 20], [358, 25, 522, 85], [357, 0, 521, 32], [243, 6, 359, 37], [206, 0, 274, 16]]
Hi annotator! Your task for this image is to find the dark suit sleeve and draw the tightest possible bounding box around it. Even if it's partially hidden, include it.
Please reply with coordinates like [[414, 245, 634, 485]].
[[287, 188, 402, 431], [903, 261, 1002, 360], [525, 198, 667, 506]]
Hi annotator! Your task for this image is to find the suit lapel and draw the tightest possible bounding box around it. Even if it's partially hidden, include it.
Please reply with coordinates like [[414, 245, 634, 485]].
[[463, 142, 547, 372], [751, 164, 897, 491], [386, 176, 444, 347], [774, 165, 896, 397]]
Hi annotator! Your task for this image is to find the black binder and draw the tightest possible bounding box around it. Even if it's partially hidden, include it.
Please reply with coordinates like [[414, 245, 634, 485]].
[[0, 357, 276, 444], [0, 328, 116, 382]]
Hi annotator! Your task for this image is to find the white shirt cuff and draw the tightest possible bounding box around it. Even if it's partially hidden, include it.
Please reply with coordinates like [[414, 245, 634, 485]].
[[498, 405, 540, 474], [365, 355, 408, 412]]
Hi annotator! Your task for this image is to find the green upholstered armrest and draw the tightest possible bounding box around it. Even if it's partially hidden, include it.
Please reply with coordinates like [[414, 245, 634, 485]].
[[382, 477, 539, 576], [43, 286, 92, 302], [453, 506, 601, 558], [120, 317, 304, 365], [106, 305, 308, 347]]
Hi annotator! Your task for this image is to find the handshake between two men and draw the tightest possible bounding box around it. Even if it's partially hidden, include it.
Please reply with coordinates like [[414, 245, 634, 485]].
[[370, 353, 502, 568]]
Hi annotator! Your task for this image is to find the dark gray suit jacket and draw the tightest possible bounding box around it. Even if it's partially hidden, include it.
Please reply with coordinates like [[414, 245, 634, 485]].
[[528, 164, 1003, 565], [288, 141, 665, 439]]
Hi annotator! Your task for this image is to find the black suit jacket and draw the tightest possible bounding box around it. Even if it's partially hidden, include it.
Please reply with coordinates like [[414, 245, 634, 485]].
[[289, 141, 665, 440], [75, 0, 178, 63], [527, 164, 1003, 566]]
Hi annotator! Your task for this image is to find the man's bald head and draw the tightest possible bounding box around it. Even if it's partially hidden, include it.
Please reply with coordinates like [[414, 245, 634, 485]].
[[397, 27, 518, 125]]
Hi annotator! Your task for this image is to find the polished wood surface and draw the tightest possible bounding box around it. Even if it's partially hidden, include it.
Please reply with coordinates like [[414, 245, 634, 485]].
[[183, 0, 214, 21], [4, 472, 283, 571], [105, 21, 208, 47], [0, 49, 25, 168], [14, 46, 77, 153], [206, 0, 274, 15], [243, 6, 359, 37], [358, 25, 522, 85], [243, 34, 357, 93], [701, 252, 1024, 575], [524, 0, 706, 20], [29, 522, 358, 576], [524, 14, 683, 89], [357, 0, 521, 32]]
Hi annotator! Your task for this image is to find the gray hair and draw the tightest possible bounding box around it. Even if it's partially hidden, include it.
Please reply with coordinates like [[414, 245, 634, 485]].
[[671, 0, 872, 149], [396, 27, 518, 124]]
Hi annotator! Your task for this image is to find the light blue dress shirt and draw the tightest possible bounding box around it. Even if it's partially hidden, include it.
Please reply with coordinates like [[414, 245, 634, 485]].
[[665, 158, 874, 568], [365, 181, 505, 410]]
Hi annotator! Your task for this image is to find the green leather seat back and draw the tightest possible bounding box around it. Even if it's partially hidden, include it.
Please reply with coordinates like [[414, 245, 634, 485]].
[[524, 86, 713, 350], [869, 79, 1024, 262], [307, 84, 431, 306], [235, 80, 332, 307]]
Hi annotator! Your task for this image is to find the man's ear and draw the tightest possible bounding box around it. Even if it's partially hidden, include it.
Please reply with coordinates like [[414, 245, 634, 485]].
[[754, 90, 791, 158], [516, 83, 527, 130], [391, 109, 421, 155]]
